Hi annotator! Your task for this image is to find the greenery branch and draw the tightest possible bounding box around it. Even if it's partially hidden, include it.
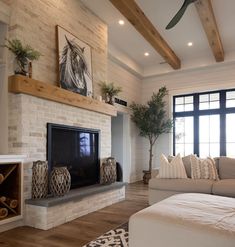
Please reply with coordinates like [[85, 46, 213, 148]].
[[99, 81, 122, 104], [3, 39, 41, 74], [130, 86, 173, 172]]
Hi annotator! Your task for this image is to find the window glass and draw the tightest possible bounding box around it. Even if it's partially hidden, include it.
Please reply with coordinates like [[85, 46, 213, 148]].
[[226, 114, 235, 157], [210, 93, 219, 101], [184, 104, 193, 111], [200, 102, 209, 110], [226, 91, 235, 100], [199, 94, 209, 102], [199, 93, 219, 110], [175, 97, 184, 105], [175, 96, 194, 112], [226, 99, 235, 108], [175, 117, 194, 156], [199, 115, 220, 157], [226, 91, 235, 108], [185, 96, 193, 104], [227, 143, 235, 158]]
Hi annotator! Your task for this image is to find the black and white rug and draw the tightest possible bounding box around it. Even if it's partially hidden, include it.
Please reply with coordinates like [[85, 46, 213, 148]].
[[82, 222, 129, 247]]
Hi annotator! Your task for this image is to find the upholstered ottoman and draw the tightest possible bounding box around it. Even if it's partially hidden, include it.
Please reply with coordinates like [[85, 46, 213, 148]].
[[129, 193, 235, 247]]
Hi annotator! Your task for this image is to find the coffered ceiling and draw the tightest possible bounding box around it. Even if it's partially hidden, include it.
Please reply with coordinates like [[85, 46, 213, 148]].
[[81, 0, 235, 77]]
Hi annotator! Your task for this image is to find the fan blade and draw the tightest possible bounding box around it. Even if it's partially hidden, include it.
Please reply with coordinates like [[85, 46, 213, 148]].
[[166, 0, 197, 30]]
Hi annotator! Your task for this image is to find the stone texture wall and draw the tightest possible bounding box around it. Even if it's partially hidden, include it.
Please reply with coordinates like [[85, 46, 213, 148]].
[[25, 187, 125, 230], [8, 93, 111, 200], [5, 0, 107, 97], [3, 0, 111, 202]]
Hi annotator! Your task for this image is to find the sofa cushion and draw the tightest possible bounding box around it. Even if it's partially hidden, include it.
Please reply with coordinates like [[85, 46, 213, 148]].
[[190, 156, 219, 180], [168, 155, 192, 178], [159, 154, 187, 179], [214, 157, 220, 170], [212, 179, 235, 197], [169, 155, 220, 179], [219, 157, 235, 179], [149, 178, 213, 194]]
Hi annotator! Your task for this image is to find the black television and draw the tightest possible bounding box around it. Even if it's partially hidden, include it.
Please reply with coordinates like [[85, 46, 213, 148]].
[[47, 123, 100, 189]]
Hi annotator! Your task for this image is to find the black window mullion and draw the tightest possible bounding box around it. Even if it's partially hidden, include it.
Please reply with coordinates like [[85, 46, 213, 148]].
[[173, 88, 235, 157], [173, 97, 176, 155], [220, 91, 226, 156], [194, 94, 199, 156]]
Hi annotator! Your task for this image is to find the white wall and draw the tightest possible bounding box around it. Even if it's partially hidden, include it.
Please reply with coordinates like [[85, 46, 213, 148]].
[[108, 58, 143, 182], [111, 114, 124, 172], [141, 61, 235, 168]]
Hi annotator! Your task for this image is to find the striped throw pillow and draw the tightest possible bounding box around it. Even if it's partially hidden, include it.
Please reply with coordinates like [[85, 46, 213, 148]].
[[158, 153, 188, 179], [190, 155, 219, 180]]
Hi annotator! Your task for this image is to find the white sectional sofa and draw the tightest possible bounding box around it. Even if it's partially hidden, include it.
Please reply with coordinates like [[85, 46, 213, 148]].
[[149, 156, 235, 205]]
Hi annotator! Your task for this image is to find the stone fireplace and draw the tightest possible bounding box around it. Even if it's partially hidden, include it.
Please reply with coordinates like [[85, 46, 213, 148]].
[[3, 86, 125, 231], [8, 92, 112, 199], [0, 0, 127, 233]]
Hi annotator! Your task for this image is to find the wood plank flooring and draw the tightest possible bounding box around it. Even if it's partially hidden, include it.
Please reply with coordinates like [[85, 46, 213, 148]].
[[0, 182, 148, 247]]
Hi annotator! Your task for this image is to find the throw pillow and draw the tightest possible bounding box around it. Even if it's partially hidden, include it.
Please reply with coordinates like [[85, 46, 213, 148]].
[[168, 154, 193, 178], [158, 153, 188, 179], [190, 155, 219, 180]]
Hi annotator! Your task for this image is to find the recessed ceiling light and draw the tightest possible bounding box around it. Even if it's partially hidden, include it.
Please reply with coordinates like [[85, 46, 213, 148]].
[[144, 52, 149, 56], [187, 42, 193, 47], [118, 20, 125, 25]]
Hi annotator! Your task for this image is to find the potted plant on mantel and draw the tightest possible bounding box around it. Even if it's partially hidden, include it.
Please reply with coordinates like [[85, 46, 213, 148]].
[[99, 81, 122, 105], [130, 86, 173, 184], [4, 38, 41, 77]]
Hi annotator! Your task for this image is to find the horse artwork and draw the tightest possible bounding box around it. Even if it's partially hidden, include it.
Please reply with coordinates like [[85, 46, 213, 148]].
[[56, 25, 93, 97]]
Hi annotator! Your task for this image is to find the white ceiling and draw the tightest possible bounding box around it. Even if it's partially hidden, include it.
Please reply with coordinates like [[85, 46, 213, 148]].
[[81, 0, 235, 76]]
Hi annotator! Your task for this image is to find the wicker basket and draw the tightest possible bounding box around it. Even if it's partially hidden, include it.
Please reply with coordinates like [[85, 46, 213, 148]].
[[50, 167, 71, 197], [100, 157, 117, 184], [32, 160, 48, 199]]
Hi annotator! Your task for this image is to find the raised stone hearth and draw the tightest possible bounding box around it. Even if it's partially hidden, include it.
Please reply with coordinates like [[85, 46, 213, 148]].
[[25, 183, 125, 230]]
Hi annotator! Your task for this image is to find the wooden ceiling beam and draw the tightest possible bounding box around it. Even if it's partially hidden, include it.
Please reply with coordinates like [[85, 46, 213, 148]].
[[195, 0, 224, 62], [109, 0, 181, 70]]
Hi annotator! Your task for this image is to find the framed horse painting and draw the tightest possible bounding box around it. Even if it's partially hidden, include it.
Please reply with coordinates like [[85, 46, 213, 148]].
[[56, 25, 93, 97]]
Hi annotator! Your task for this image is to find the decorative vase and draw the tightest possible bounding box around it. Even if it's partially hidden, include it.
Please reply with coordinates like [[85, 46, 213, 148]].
[[105, 94, 114, 105], [32, 160, 48, 199], [100, 157, 117, 184], [50, 167, 71, 197], [13, 58, 28, 76], [143, 170, 151, 184]]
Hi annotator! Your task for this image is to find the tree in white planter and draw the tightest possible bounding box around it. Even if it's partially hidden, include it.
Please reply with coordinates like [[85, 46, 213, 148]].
[[130, 86, 173, 183]]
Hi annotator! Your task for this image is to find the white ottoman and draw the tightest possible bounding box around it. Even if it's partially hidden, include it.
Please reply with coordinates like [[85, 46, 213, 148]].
[[129, 193, 235, 247]]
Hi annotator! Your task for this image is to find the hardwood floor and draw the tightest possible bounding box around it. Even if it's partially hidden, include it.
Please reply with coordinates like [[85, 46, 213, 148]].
[[0, 182, 148, 247]]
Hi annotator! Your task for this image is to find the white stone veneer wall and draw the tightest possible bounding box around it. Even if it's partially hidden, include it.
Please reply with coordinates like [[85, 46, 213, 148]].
[[25, 187, 125, 230], [5, 0, 108, 96], [8, 93, 111, 201]]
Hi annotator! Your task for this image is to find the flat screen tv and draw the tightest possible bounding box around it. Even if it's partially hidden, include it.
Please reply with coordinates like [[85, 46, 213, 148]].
[[47, 123, 100, 189]]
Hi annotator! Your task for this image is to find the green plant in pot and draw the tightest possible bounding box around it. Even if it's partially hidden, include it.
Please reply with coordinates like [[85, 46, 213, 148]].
[[4, 39, 41, 76], [99, 81, 122, 105], [130, 86, 173, 184]]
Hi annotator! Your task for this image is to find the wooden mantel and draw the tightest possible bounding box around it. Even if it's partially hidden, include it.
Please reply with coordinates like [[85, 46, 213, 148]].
[[8, 75, 117, 117]]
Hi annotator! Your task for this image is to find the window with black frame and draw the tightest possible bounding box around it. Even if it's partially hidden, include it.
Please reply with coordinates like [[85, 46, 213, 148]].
[[173, 89, 235, 158]]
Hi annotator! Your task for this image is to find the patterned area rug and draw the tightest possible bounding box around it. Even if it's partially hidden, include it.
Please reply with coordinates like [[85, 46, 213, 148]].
[[82, 222, 129, 247]]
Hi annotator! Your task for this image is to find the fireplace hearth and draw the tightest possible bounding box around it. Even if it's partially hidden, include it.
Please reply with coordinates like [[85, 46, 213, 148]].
[[47, 123, 100, 190]]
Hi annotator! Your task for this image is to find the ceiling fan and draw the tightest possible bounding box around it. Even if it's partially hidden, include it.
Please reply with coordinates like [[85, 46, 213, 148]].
[[166, 0, 198, 30]]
